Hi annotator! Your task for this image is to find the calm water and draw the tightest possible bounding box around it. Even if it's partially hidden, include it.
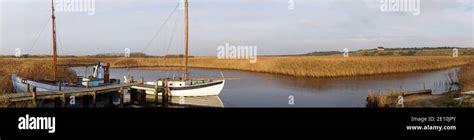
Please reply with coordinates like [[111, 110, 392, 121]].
[[71, 67, 459, 107]]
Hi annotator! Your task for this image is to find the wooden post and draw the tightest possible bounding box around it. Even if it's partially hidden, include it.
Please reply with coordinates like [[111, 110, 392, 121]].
[[27, 83, 30, 93], [162, 80, 169, 108], [83, 95, 90, 108], [154, 80, 159, 107], [118, 87, 124, 106], [141, 77, 144, 84], [61, 94, 66, 108], [130, 76, 134, 83], [130, 88, 137, 104], [92, 91, 97, 108], [108, 92, 114, 106], [54, 97, 62, 108], [32, 86, 37, 107], [58, 82, 62, 91], [138, 90, 146, 105]]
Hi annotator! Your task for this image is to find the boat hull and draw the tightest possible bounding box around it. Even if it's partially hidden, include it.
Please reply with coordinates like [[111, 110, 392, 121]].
[[11, 74, 83, 93], [143, 80, 225, 97]]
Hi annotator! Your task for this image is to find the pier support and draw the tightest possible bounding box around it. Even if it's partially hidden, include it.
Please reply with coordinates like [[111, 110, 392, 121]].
[[137, 90, 146, 105], [118, 87, 124, 107], [54, 97, 62, 108], [109, 92, 114, 106], [31, 87, 37, 107], [83, 95, 90, 108], [92, 91, 97, 108], [162, 80, 170, 108], [154, 80, 159, 107], [130, 88, 137, 104], [61, 94, 66, 108]]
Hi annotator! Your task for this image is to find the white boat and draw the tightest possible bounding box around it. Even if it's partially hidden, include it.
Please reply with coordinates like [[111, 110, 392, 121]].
[[124, 0, 225, 97], [125, 77, 225, 97]]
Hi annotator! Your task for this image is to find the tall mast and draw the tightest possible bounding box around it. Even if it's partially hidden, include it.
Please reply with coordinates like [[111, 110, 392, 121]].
[[183, 0, 189, 81], [51, 0, 58, 81]]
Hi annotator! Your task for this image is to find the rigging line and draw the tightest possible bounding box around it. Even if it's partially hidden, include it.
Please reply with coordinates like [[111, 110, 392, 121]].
[[163, 11, 180, 77], [163, 12, 178, 77], [55, 17, 65, 56], [26, 17, 51, 54], [57, 28, 65, 56], [164, 9, 179, 57], [140, 3, 180, 53]]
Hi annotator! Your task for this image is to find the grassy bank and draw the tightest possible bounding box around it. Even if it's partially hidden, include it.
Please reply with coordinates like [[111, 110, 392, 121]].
[[367, 91, 463, 108], [104, 56, 474, 78], [459, 63, 474, 92]]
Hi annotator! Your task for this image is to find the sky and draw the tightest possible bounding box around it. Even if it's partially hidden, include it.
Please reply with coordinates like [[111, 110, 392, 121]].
[[0, 0, 472, 56]]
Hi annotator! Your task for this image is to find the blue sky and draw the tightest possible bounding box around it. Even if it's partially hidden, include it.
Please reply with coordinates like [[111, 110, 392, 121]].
[[0, 0, 472, 56]]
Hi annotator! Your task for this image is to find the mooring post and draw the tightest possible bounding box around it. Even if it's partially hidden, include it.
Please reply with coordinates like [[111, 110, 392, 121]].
[[109, 91, 114, 106], [58, 82, 62, 91], [92, 91, 97, 108], [138, 90, 146, 105], [61, 93, 66, 108], [118, 87, 124, 107], [27, 83, 30, 93], [162, 79, 169, 108], [83, 95, 90, 108], [141, 77, 145, 84], [130, 76, 134, 83], [154, 80, 159, 107], [130, 88, 137, 104], [54, 97, 62, 108], [32, 86, 37, 107]]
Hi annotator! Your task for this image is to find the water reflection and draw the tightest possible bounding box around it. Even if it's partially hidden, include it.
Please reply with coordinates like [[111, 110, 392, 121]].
[[71, 67, 460, 107]]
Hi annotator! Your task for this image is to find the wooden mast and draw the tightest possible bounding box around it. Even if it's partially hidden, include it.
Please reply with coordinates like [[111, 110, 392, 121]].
[[183, 0, 190, 81], [51, 0, 58, 81]]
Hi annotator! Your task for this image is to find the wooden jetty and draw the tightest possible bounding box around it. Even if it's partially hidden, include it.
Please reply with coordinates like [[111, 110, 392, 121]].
[[402, 89, 433, 97], [0, 77, 176, 108]]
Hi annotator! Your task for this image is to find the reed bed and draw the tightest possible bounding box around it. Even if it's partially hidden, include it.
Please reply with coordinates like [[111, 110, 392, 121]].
[[99, 56, 474, 78], [459, 63, 474, 92], [0, 58, 76, 95], [366, 92, 401, 108]]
